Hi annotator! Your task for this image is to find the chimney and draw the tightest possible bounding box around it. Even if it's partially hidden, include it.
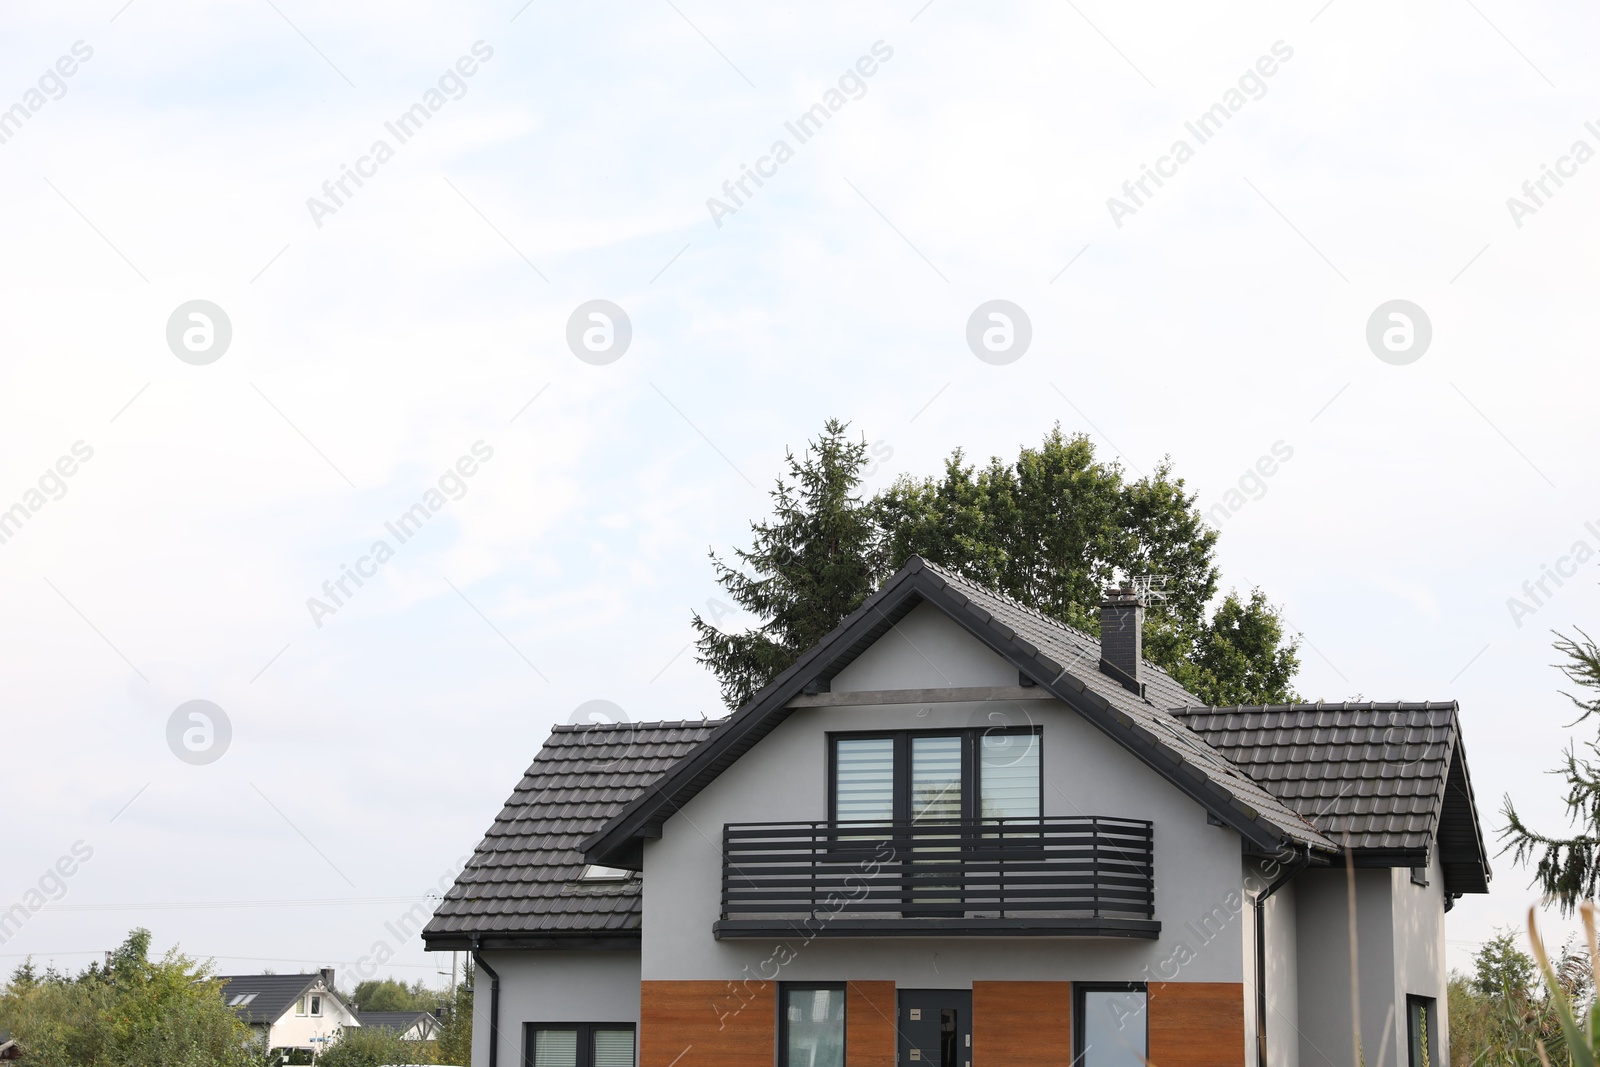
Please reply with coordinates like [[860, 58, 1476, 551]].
[[320, 967, 336, 990], [1099, 583, 1144, 695]]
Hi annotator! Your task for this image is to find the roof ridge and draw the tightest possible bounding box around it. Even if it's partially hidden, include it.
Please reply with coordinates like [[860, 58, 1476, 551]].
[[550, 718, 724, 733], [915, 557, 1199, 699]]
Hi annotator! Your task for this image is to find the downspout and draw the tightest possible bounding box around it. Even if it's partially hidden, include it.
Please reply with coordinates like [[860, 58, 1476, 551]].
[[1253, 847, 1309, 1067], [473, 940, 501, 1067]]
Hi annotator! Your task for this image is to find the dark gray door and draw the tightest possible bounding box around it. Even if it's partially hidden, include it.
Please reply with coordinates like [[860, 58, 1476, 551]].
[[897, 989, 972, 1067]]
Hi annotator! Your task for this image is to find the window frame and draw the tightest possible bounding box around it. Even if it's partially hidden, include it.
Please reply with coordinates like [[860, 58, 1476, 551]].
[[294, 996, 307, 1017], [826, 726, 1042, 825], [1074, 982, 1149, 1067], [519, 1022, 636, 1067], [308, 995, 322, 1017], [777, 983, 847, 1067], [1406, 995, 1436, 1067]]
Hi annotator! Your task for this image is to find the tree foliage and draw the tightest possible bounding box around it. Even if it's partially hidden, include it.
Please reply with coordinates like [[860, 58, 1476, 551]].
[[1502, 628, 1600, 914], [0, 928, 265, 1067], [696, 420, 1300, 710], [1446, 927, 1583, 1066], [350, 978, 435, 1013], [691, 419, 882, 709]]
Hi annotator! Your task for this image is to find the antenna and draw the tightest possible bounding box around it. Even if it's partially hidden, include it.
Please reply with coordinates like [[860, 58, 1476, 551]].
[[1130, 574, 1169, 603]]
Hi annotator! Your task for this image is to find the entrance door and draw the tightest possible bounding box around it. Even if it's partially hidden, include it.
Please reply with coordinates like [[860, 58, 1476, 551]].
[[897, 989, 972, 1067]]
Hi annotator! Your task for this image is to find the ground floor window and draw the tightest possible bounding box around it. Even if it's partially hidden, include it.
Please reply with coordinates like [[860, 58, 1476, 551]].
[[522, 1022, 635, 1067], [780, 984, 846, 1067], [1075, 984, 1147, 1067], [1407, 996, 1436, 1067]]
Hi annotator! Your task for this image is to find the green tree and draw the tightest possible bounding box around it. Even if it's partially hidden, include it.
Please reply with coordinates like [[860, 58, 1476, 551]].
[[350, 978, 434, 1013], [1473, 929, 1537, 998], [1502, 628, 1600, 914], [434, 963, 473, 1067], [0, 928, 266, 1067], [696, 420, 1301, 711], [691, 419, 882, 709]]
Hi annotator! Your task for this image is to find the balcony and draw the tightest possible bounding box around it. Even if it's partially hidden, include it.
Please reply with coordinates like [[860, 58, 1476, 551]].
[[715, 817, 1158, 939]]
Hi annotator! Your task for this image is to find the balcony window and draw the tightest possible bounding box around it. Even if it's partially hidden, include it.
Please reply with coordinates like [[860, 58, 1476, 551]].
[[830, 728, 1041, 825], [1076, 985, 1147, 1067], [780, 985, 845, 1067]]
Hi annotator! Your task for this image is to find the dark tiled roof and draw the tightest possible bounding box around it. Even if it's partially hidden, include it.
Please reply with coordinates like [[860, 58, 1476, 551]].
[[915, 561, 1337, 852], [217, 974, 327, 1026], [422, 720, 718, 948], [358, 1011, 438, 1035], [1170, 702, 1489, 892]]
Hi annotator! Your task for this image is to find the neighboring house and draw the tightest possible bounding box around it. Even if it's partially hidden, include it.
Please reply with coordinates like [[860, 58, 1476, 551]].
[[218, 970, 361, 1057], [0, 1030, 19, 1060], [358, 1010, 443, 1041], [424, 556, 1489, 1067]]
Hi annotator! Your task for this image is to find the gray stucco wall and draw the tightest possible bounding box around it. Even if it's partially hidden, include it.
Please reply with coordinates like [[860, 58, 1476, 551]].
[[1294, 868, 1398, 1067], [1389, 852, 1449, 1067], [640, 602, 1251, 989], [1243, 872, 1299, 1067], [471, 950, 641, 1067]]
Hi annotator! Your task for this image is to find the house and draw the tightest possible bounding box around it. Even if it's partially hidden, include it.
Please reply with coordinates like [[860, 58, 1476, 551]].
[[0, 1031, 19, 1060], [358, 1010, 444, 1041], [424, 556, 1489, 1067], [218, 969, 361, 1058]]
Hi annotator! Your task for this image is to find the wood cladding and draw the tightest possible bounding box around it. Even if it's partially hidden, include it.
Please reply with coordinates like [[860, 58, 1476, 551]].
[[845, 981, 896, 1067], [641, 980, 774, 1067], [1148, 982, 1246, 1067], [974, 981, 1072, 1066]]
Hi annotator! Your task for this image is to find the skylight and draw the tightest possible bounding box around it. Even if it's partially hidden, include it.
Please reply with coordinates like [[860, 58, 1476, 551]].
[[227, 992, 259, 1007], [577, 864, 633, 882]]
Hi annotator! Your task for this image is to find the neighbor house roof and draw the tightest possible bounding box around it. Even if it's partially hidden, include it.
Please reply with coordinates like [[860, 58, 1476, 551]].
[[358, 1010, 439, 1037], [216, 973, 350, 1027], [421, 720, 718, 951], [427, 556, 1491, 945]]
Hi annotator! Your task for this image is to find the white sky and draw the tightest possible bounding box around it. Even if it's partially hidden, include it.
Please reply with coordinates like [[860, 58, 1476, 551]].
[[2, 0, 1597, 989]]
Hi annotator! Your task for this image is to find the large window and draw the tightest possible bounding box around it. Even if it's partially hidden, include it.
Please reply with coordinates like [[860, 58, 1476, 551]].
[[830, 728, 1041, 824], [522, 1023, 635, 1067], [780, 985, 845, 1067], [1075, 984, 1147, 1067]]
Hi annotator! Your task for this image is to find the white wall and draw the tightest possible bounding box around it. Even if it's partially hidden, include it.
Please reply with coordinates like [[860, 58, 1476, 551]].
[[266, 980, 359, 1051], [1294, 868, 1399, 1067], [641, 602, 1250, 988], [471, 950, 641, 1067]]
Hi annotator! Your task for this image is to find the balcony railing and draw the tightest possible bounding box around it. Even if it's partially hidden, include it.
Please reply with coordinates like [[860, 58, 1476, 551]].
[[715, 817, 1158, 939]]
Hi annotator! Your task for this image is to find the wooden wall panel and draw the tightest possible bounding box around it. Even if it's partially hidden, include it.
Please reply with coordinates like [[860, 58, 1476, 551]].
[[973, 981, 1072, 1067], [641, 979, 774, 1067], [1148, 982, 1246, 1067], [846, 981, 896, 1067]]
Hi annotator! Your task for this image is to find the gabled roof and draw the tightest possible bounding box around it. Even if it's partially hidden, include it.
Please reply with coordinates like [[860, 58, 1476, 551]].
[[581, 556, 1338, 869], [1171, 702, 1490, 894], [358, 1010, 439, 1036], [421, 720, 718, 950], [216, 974, 350, 1027]]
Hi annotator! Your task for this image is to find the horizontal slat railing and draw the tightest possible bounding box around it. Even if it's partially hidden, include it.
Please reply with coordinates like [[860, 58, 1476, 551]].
[[721, 817, 1154, 922]]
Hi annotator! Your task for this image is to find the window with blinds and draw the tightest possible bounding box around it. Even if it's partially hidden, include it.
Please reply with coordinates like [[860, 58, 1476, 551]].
[[830, 728, 1041, 823], [523, 1024, 635, 1067], [834, 737, 895, 822]]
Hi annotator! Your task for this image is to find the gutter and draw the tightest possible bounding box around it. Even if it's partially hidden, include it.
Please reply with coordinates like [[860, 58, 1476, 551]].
[[1253, 846, 1309, 1067], [473, 940, 501, 1067]]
